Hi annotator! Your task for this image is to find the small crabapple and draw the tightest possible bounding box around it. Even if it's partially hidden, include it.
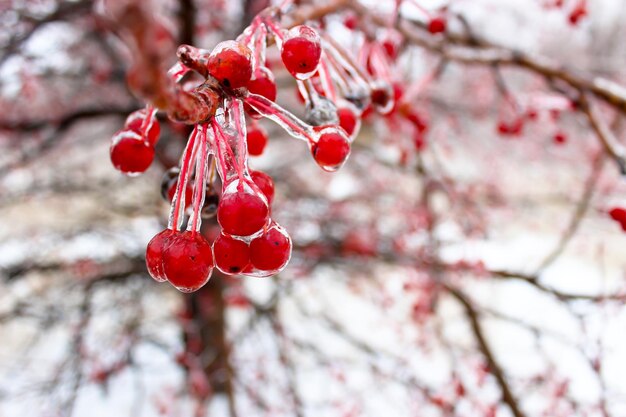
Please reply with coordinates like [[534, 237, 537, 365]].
[[212, 233, 251, 274], [125, 109, 160, 146], [281, 25, 322, 79], [311, 126, 351, 172], [207, 40, 253, 89], [217, 181, 269, 237], [250, 170, 275, 204], [247, 124, 268, 156], [249, 223, 292, 273], [162, 231, 214, 292], [110, 130, 155, 175], [146, 229, 175, 282]]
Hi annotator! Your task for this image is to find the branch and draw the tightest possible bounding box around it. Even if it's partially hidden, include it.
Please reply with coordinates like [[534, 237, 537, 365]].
[[445, 285, 528, 417]]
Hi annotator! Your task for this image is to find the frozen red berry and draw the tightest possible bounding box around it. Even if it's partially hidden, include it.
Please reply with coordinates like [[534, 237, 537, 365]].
[[125, 109, 160, 146], [609, 207, 626, 231], [217, 184, 269, 236], [247, 125, 268, 156], [110, 130, 155, 175], [337, 106, 360, 137], [281, 25, 322, 79], [311, 127, 351, 171], [428, 16, 447, 34], [213, 233, 250, 274], [249, 224, 292, 272], [146, 229, 174, 282], [162, 231, 214, 292], [250, 170, 275, 204], [207, 40, 253, 89]]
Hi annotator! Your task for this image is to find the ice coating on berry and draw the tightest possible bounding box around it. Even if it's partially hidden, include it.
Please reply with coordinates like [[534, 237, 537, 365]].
[[246, 68, 278, 118], [162, 231, 214, 292], [125, 109, 160, 146], [207, 40, 253, 89], [311, 126, 351, 172], [217, 180, 269, 237], [213, 233, 251, 274], [248, 222, 292, 274], [305, 94, 339, 126], [281, 25, 322, 80], [146, 229, 174, 282], [110, 130, 155, 175], [250, 170, 275, 204]]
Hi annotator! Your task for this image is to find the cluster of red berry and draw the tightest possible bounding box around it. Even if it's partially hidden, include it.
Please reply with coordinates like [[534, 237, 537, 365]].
[[109, 5, 446, 292]]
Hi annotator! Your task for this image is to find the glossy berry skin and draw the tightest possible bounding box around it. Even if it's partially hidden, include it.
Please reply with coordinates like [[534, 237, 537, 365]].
[[428, 17, 447, 34], [337, 106, 359, 137], [281, 25, 322, 79], [247, 125, 268, 156], [146, 229, 174, 282], [246, 68, 278, 117], [312, 128, 351, 171], [125, 110, 160, 146], [207, 41, 252, 89], [250, 170, 275, 204], [110, 130, 155, 175], [162, 231, 214, 292], [249, 225, 292, 272], [217, 188, 269, 237], [213, 233, 251, 274], [248, 68, 277, 102]]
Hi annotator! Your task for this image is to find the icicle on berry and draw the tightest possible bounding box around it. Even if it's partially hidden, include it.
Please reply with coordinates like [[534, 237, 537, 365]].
[[207, 40, 253, 89], [125, 109, 160, 146], [281, 25, 322, 80], [110, 130, 155, 175], [146, 229, 174, 282], [246, 222, 292, 276], [250, 170, 275, 204], [247, 124, 268, 156], [311, 126, 351, 172], [217, 179, 269, 237], [213, 233, 251, 275], [162, 231, 214, 292]]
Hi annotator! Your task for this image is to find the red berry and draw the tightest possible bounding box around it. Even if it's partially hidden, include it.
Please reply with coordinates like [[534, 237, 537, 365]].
[[207, 41, 252, 89], [370, 82, 394, 115], [110, 130, 155, 175], [247, 125, 268, 156], [337, 106, 359, 137], [217, 184, 269, 237], [250, 170, 275, 204], [146, 229, 174, 282], [568, 4, 587, 25], [249, 224, 292, 272], [281, 25, 322, 79], [162, 231, 214, 292], [553, 131, 567, 145], [609, 207, 626, 231], [428, 16, 447, 34], [125, 109, 160, 146], [247, 67, 277, 102], [312, 127, 351, 171], [213, 233, 250, 274]]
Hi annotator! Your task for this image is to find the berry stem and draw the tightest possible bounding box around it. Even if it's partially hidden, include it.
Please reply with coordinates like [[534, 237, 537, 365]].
[[188, 125, 209, 232], [244, 93, 316, 145], [169, 127, 199, 231], [318, 56, 338, 102]]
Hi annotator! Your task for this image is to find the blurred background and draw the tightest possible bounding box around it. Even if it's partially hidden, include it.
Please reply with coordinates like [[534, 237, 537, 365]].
[[1, 0, 626, 416]]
